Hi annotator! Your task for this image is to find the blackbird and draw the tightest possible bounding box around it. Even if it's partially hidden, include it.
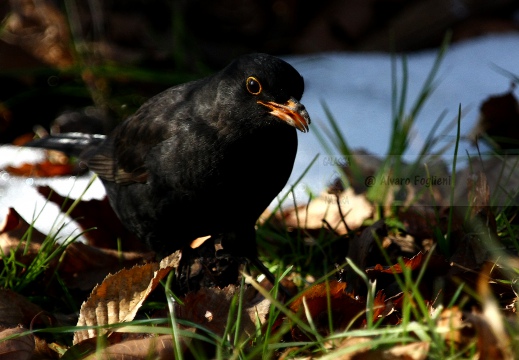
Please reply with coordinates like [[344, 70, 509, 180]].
[[28, 53, 311, 287]]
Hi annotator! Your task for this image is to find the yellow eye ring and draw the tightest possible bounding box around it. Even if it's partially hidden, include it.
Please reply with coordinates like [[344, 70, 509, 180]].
[[246, 76, 262, 95]]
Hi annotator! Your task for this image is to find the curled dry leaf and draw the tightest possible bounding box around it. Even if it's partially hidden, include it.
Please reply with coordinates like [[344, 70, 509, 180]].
[[176, 285, 270, 338], [0, 326, 34, 360], [73, 251, 181, 345], [279, 188, 373, 234]]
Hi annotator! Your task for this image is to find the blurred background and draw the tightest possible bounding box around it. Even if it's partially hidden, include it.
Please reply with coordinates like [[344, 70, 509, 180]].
[[1, 0, 518, 144]]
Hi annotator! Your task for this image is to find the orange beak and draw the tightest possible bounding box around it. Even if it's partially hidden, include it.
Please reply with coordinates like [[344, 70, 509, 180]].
[[258, 97, 311, 133]]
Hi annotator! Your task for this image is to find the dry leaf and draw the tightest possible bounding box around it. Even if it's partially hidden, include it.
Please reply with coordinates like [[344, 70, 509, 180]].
[[58, 242, 154, 291], [177, 285, 270, 338], [381, 341, 430, 360], [437, 306, 466, 349], [0, 327, 34, 360], [327, 336, 373, 360], [1, 0, 74, 68], [37, 186, 144, 251], [280, 188, 373, 234], [4, 160, 75, 177], [81, 334, 175, 360], [287, 281, 365, 339], [319, 337, 429, 360], [366, 251, 448, 276], [73, 252, 181, 345], [0, 207, 151, 293], [0, 208, 48, 264], [0, 289, 52, 328]]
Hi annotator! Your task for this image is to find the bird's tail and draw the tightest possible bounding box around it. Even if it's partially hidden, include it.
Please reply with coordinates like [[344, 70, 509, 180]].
[[25, 133, 106, 157]]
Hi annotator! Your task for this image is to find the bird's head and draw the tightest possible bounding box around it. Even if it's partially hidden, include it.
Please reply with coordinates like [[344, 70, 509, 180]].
[[216, 53, 311, 133]]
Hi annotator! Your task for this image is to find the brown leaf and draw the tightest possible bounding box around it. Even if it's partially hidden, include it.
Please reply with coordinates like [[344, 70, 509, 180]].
[[73, 252, 181, 345], [381, 341, 430, 360], [37, 186, 145, 251], [288, 281, 365, 338], [0, 289, 52, 328], [326, 336, 373, 360], [80, 334, 175, 360], [465, 312, 510, 360], [5, 160, 76, 177], [177, 285, 270, 339], [279, 188, 373, 234], [0, 207, 151, 293], [0, 208, 48, 265], [366, 251, 449, 276], [0, 207, 21, 233], [303, 336, 430, 360], [58, 242, 154, 291], [370, 291, 387, 322], [437, 307, 466, 350], [1, 0, 74, 68], [0, 326, 34, 360]]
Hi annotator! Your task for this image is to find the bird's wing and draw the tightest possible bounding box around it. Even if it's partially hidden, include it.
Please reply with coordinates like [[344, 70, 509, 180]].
[[87, 88, 185, 185]]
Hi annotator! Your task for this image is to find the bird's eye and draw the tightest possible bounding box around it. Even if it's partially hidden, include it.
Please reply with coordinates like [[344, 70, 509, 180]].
[[246, 76, 262, 95]]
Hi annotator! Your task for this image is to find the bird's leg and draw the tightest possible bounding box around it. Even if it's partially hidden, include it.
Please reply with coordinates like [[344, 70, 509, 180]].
[[217, 229, 292, 299]]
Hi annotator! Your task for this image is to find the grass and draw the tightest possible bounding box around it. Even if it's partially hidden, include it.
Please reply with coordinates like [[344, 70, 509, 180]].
[[0, 176, 97, 294]]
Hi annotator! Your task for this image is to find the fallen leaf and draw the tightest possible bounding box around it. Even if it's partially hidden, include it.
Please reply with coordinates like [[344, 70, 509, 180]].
[[365, 251, 449, 276], [0, 208, 48, 266], [83, 334, 175, 360], [5, 160, 76, 177], [1, 0, 74, 68], [177, 285, 270, 339], [0, 289, 53, 328], [437, 306, 466, 350], [279, 188, 373, 235], [37, 186, 144, 251], [58, 242, 154, 291], [0, 326, 34, 360], [73, 251, 181, 345], [288, 281, 365, 338], [381, 341, 430, 360]]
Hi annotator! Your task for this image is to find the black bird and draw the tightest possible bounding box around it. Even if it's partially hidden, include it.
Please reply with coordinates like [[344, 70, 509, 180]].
[[28, 53, 311, 288]]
